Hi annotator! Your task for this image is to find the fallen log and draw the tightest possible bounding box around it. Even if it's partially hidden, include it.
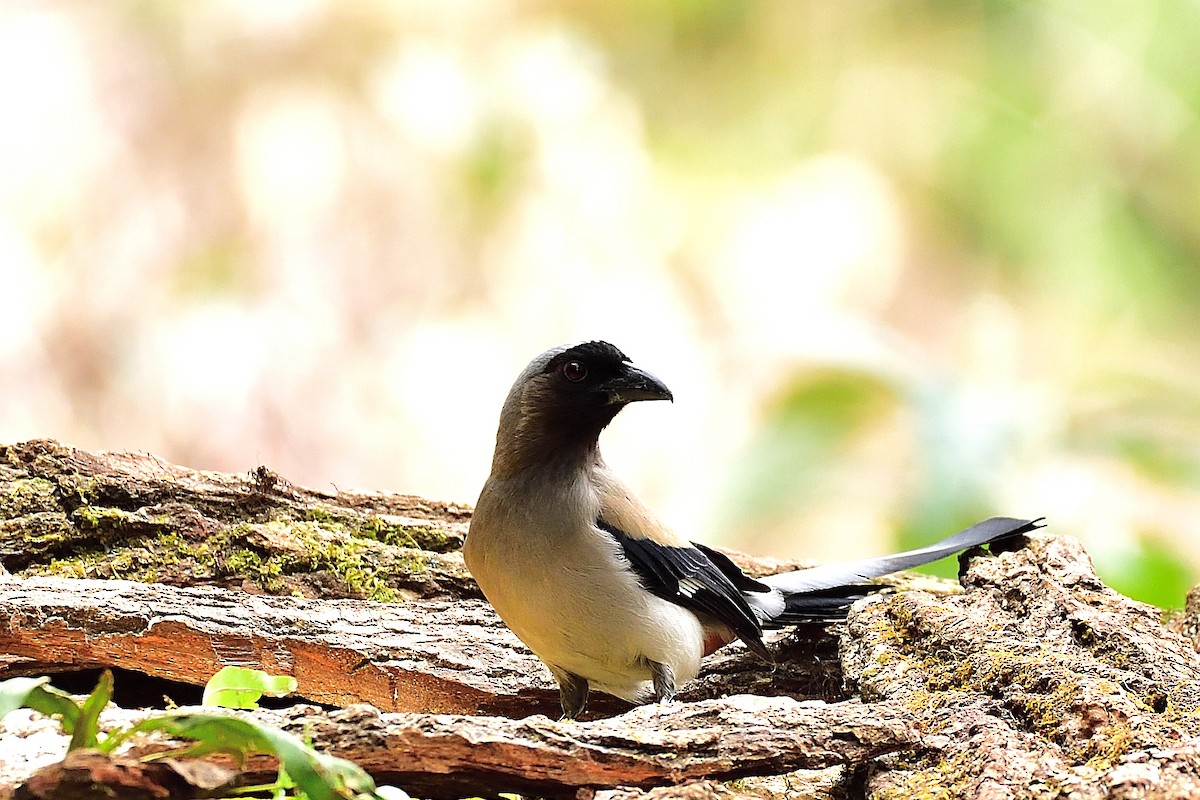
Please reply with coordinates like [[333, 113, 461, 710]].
[[2, 697, 914, 799], [2, 440, 1199, 799], [265, 697, 914, 797], [0, 439, 475, 602], [0, 576, 853, 719], [0, 576, 553, 716], [841, 535, 1200, 798]]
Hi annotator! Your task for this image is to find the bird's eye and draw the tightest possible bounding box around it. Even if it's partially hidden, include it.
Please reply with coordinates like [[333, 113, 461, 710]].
[[561, 360, 588, 383]]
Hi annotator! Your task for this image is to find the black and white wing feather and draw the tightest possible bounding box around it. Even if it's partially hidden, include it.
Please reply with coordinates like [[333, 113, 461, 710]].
[[597, 519, 773, 660]]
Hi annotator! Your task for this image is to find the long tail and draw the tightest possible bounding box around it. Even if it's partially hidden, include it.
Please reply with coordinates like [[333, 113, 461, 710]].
[[759, 516, 1044, 623]]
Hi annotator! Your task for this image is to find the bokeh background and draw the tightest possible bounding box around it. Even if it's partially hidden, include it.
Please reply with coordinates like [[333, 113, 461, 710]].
[[3, 1, 1198, 606]]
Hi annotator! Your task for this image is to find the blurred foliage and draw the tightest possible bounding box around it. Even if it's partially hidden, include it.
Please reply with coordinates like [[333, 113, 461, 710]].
[[1093, 535, 1197, 612], [724, 370, 901, 534], [2, 1, 1198, 607], [632, 0, 1200, 605]]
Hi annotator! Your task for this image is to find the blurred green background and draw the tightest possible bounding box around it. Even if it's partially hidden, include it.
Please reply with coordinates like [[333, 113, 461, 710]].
[[1, 1, 1197, 607]]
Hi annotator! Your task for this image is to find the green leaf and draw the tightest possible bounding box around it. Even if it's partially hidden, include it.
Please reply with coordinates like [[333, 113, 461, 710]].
[[128, 714, 267, 764], [69, 669, 113, 751], [0, 676, 82, 734], [128, 712, 387, 800], [248, 722, 342, 800], [202, 667, 298, 710]]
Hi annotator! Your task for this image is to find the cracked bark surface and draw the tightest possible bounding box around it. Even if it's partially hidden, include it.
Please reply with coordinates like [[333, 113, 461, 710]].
[[2, 440, 1199, 799], [840, 535, 1200, 799], [0, 439, 475, 602], [3, 699, 913, 799]]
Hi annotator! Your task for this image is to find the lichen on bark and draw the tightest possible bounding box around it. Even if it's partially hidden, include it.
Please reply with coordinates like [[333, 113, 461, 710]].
[[3, 440, 1200, 799], [0, 439, 474, 600]]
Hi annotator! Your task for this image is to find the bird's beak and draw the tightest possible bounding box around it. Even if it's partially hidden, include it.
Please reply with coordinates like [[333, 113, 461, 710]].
[[601, 364, 674, 405]]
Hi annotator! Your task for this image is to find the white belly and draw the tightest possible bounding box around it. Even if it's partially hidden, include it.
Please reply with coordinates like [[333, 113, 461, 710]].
[[465, 482, 705, 702]]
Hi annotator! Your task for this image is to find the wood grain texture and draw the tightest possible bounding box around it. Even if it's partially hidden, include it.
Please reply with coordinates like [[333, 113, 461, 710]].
[[3, 440, 1200, 799]]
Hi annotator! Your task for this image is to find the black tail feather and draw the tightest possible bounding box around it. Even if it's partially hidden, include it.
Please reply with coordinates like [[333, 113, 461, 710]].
[[760, 516, 1043, 596], [767, 583, 884, 626]]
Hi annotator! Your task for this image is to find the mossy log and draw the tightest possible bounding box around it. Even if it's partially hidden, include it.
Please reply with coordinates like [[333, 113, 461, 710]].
[[1, 440, 1200, 799], [839, 535, 1200, 799], [0, 439, 474, 601]]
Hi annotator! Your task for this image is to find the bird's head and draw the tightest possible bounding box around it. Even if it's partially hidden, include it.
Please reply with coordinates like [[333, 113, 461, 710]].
[[491, 341, 673, 473]]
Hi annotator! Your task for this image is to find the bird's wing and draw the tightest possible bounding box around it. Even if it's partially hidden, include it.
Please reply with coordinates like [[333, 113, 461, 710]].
[[596, 518, 771, 660], [761, 516, 1044, 594]]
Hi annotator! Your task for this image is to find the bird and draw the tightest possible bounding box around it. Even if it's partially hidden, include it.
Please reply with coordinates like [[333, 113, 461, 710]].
[[463, 341, 1043, 719]]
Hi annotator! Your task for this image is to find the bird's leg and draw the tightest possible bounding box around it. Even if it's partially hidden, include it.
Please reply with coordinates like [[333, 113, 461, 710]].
[[552, 668, 589, 720], [649, 660, 675, 704]]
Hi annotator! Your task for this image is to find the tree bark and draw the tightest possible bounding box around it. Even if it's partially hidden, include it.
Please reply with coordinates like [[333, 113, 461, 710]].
[[1, 440, 1199, 799], [0, 439, 475, 601]]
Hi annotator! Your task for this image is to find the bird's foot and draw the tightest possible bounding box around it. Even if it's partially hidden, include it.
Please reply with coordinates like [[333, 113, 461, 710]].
[[650, 660, 676, 705], [553, 669, 589, 720]]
